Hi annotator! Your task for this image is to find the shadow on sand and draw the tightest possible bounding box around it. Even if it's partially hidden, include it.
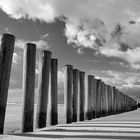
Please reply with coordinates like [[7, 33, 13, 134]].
[[13, 130, 140, 140]]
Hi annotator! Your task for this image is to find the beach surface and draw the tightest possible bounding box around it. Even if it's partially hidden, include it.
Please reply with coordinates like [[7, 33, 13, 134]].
[[1, 104, 140, 139]]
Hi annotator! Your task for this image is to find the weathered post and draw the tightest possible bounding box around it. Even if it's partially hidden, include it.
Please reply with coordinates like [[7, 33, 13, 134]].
[[36, 51, 51, 128], [104, 84, 108, 116], [110, 86, 114, 115], [100, 81, 104, 117], [92, 78, 96, 119], [85, 75, 94, 120], [121, 93, 125, 113], [107, 85, 112, 115], [64, 65, 73, 124], [101, 82, 107, 117], [96, 79, 101, 118], [22, 43, 36, 132], [72, 69, 80, 122], [116, 89, 119, 114], [48, 58, 58, 125], [0, 34, 15, 134], [120, 92, 124, 113], [112, 87, 117, 114], [79, 71, 85, 121]]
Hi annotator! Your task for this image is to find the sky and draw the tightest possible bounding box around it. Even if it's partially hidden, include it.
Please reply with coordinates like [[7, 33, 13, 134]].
[[0, 0, 140, 102]]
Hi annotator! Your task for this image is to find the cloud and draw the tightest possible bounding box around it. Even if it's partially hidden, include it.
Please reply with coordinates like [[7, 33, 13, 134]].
[[91, 69, 140, 101], [0, 0, 56, 22], [15, 36, 49, 49], [12, 53, 22, 64], [1, 0, 140, 69], [58, 70, 64, 91], [92, 70, 140, 89], [99, 43, 140, 69]]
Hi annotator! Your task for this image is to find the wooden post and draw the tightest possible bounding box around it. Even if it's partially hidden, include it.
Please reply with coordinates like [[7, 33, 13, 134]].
[[118, 91, 121, 113], [115, 89, 118, 113], [36, 51, 51, 128], [48, 58, 58, 125], [96, 79, 101, 118], [112, 87, 117, 114], [22, 43, 36, 133], [64, 65, 73, 124], [101, 82, 107, 117], [92, 78, 96, 119], [79, 71, 85, 121], [0, 34, 15, 134], [72, 69, 80, 122], [107, 85, 112, 115], [85, 75, 94, 120], [100, 81, 104, 117], [110, 86, 114, 115], [104, 84, 108, 116]]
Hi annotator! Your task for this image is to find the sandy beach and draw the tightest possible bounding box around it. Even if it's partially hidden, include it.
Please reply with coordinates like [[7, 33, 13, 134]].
[[4, 104, 65, 134], [1, 108, 140, 139]]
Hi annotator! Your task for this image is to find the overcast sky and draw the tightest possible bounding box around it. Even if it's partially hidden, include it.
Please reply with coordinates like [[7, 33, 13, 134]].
[[0, 0, 140, 101]]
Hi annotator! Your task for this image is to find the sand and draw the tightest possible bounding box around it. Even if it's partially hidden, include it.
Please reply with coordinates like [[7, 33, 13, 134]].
[[2, 104, 140, 139], [4, 104, 65, 134]]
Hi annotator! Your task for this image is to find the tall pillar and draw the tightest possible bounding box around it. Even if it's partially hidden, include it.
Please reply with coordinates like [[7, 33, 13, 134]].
[[48, 58, 58, 125], [96, 79, 101, 118], [64, 65, 73, 124], [0, 34, 15, 134], [22, 43, 36, 132], [79, 71, 85, 121], [85, 75, 94, 120], [36, 51, 51, 128], [72, 69, 80, 122]]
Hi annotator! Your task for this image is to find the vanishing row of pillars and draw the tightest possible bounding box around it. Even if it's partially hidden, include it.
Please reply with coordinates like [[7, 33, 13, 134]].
[[0, 33, 138, 134], [64, 65, 138, 123]]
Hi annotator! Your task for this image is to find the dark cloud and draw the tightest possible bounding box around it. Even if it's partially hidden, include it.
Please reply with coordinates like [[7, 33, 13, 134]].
[[111, 24, 125, 39], [119, 42, 130, 52]]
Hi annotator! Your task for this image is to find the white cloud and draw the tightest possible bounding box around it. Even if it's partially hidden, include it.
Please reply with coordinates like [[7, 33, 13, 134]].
[[12, 53, 21, 64], [92, 70, 140, 89], [0, 0, 56, 22], [1, 0, 140, 69], [15, 38, 49, 49], [58, 70, 64, 85], [99, 43, 140, 69]]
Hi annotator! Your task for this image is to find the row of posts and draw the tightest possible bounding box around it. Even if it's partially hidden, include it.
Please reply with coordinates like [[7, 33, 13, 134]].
[[0, 33, 138, 134], [64, 65, 138, 123]]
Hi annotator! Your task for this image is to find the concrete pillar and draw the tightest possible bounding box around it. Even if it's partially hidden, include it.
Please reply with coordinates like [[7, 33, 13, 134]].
[[72, 69, 80, 122], [0, 34, 15, 134], [64, 65, 73, 124], [36, 51, 51, 128], [48, 58, 58, 125], [22, 43, 36, 132]]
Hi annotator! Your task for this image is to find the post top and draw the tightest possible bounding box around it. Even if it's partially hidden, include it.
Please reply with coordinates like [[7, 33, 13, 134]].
[[65, 64, 73, 67], [73, 68, 79, 71], [51, 58, 58, 61], [97, 79, 101, 81], [27, 42, 36, 46], [2, 33, 15, 40], [80, 71, 85, 74], [88, 75, 94, 79], [42, 50, 52, 54]]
